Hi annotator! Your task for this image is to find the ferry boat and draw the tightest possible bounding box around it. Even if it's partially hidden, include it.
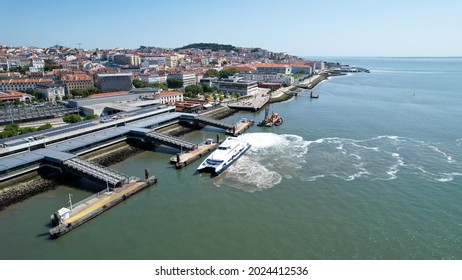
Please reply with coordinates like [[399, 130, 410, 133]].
[[197, 137, 251, 175]]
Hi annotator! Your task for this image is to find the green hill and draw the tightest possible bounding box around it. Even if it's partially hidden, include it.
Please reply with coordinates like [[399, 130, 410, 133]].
[[175, 43, 238, 52]]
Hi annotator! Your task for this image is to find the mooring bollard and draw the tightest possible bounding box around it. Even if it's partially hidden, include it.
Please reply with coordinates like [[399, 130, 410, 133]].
[[144, 168, 149, 180]]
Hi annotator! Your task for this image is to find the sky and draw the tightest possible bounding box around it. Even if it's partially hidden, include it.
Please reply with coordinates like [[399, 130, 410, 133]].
[[2, 0, 461, 57]]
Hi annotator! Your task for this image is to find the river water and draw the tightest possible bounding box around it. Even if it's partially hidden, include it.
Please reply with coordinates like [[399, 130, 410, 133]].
[[1, 57, 461, 260]]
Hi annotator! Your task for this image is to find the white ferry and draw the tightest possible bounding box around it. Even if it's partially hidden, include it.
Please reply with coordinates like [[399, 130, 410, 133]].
[[197, 137, 251, 175]]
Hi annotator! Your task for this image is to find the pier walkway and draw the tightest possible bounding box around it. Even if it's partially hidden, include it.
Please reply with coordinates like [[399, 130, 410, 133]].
[[179, 115, 235, 130], [63, 157, 129, 187], [145, 131, 197, 150]]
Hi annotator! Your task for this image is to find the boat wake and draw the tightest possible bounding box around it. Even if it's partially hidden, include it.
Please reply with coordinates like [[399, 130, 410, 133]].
[[213, 133, 462, 192]]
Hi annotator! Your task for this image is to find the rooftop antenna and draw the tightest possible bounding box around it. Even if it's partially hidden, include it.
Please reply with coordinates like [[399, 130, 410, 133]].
[[76, 43, 82, 50]]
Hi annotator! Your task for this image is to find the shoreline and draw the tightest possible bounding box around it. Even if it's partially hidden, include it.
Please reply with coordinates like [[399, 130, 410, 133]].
[[0, 107, 237, 210], [0, 77, 327, 210]]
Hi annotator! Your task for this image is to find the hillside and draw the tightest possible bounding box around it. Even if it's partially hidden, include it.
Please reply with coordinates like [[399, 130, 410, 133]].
[[174, 43, 238, 52]]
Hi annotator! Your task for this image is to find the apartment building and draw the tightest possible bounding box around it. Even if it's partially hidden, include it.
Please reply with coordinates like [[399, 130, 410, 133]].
[[61, 73, 95, 94], [0, 78, 54, 91], [167, 72, 196, 88]]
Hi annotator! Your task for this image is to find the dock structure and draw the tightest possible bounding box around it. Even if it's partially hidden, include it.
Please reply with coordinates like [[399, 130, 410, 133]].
[[49, 177, 157, 239], [227, 94, 270, 112], [179, 115, 235, 130], [170, 139, 219, 168], [63, 157, 129, 187], [145, 130, 197, 150], [226, 119, 254, 136]]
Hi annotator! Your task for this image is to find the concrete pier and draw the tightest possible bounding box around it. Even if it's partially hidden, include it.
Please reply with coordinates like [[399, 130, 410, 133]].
[[170, 140, 219, 168], [49, 177, 157, 239], [226, 119, 254, 136]]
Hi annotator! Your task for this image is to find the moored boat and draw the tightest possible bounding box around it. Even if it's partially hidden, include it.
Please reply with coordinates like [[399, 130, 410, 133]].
[[257, 105, 283, 127], [197, 137, 251, 175]]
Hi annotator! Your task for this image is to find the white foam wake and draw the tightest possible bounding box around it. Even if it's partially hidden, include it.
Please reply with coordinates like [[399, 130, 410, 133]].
[[211, 133, 461, 191]]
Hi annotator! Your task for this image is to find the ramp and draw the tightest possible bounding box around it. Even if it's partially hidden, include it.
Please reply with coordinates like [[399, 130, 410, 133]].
[[63, 157, 128, 187], [180, 115, 235, 130], [145, 131, 197, 150]]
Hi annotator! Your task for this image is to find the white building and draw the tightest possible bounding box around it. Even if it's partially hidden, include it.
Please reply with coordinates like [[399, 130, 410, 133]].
[[156, 91, 183, 104], [167, 72, 196, 88], [213, 77, 259, 96], [29, 60, 45, 73], [236, 73, 294, 85], [35, 83, 65, 103]]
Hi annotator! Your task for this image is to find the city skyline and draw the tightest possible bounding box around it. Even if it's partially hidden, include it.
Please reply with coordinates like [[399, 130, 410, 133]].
[[2, 0, 462, 57]]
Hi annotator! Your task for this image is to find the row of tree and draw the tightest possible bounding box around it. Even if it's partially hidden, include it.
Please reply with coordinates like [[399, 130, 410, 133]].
[[0, 123, 52, 139], [203, 68, 238, 79], [132, 79, 168, 91], [62, 113, 98, 123], [70, 87, 100, 98]]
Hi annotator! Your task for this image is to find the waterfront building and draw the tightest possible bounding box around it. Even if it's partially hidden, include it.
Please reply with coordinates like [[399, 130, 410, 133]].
[[96, 73, 133, 92], [68, 89, 161, 116], [35, 83, 66, 103], [167, 72, 196, 88], [236, 72, 294, 86], [213, 77, 258, 96], [290, 64, 313, 75], [255, 63, 291, 75]]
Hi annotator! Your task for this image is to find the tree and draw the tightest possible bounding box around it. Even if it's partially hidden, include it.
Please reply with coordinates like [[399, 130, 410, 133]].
[[70, 89, 85, 97], [150, 83, 168, 91], [166, 78, 183, 89], [185, 85, 203, 97], [86, 87, 100, 95], [63, 114, 82, 123], [84, 114, 99, 120], [201, 84, 214, 93], [133, 79, 149, 88], [204, 69, 219, 78], [37, 123, 52, 131], [218, 68, 238, 79], [44, 59, 61, 71]]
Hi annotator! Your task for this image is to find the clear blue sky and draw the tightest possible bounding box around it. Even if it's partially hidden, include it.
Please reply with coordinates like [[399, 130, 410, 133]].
[[2, 0, 461, 57]]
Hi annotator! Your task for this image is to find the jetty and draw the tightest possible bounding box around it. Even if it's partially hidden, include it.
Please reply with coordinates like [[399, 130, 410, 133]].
[[227, 93, 270, 112], [49, 176, 157, 239], [170, 137, 220, 168]]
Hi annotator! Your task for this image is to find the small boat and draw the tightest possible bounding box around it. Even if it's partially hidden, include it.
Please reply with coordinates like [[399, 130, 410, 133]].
[[310, 91, 319, 98], [257, 105, 283, 127], [197, 137, 251, 176]]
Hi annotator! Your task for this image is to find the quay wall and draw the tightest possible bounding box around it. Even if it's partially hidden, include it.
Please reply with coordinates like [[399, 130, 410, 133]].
[[0, 106, 237, 210]]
